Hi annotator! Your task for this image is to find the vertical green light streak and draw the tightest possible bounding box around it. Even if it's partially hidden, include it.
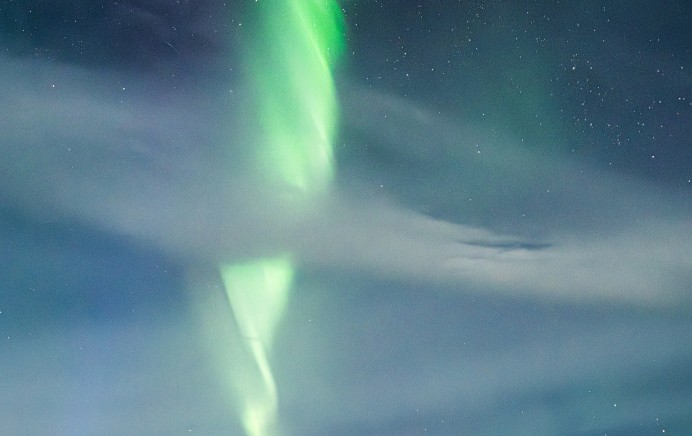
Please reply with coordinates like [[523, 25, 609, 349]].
[[220, 258, 293, 435], [217, 1, 345, 435], [248, 0, 345, 194]]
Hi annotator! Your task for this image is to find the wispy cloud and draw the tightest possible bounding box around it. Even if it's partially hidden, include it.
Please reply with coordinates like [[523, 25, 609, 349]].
[[1, 55, 689, 308]]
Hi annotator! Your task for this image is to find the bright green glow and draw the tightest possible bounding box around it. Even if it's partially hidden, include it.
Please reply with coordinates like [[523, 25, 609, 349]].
[[221, 258, 293, 351], [220, 258, 293, 436], [248, 0, 345, 194], [214, 1, 345, 435]]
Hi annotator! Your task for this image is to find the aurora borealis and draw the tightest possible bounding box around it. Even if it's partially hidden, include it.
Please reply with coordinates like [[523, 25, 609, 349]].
[[1, 1, 691, 435], [214, 2, 345, 434], [244, 0, 345, 194]]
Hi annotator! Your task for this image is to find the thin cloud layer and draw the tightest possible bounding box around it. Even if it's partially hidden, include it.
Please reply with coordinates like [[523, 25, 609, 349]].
[[1, 54, 690, 307]]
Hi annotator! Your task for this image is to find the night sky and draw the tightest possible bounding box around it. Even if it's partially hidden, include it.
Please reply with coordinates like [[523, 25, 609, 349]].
[[1, 1, 691, 435]]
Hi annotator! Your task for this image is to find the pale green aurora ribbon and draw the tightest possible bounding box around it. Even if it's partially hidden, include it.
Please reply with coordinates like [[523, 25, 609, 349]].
[[218, 1, 345, 435]]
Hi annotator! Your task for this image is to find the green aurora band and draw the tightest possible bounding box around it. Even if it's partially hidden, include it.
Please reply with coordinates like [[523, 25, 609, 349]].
[[248, 0, 345, 194], [218, 1, 345, 435]]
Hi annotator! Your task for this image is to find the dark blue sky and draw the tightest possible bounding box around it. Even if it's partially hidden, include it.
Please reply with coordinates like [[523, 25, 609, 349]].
[[1, 1, 690, 434]]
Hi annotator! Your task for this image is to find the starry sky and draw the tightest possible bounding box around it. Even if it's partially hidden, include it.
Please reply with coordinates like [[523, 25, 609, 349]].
[[1, 1, 691, 435]]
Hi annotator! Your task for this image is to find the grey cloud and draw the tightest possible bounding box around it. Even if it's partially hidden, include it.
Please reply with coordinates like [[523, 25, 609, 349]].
[[1, 54, 690, 308]]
